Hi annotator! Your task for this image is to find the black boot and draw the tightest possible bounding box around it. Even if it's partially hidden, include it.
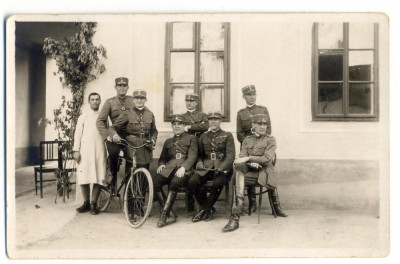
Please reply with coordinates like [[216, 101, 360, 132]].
[[222, 214, 240, 232], [76, 184, 90, 213], [203, 207, 216, 222], [157, 191, 177, 228], [271, 188, 288, 217], [247, 186, 257, 214], [158, 190, 178, 219], [192, 209, 207, 222], [90, 202, 99, 215], [76, 201, 90, 213]]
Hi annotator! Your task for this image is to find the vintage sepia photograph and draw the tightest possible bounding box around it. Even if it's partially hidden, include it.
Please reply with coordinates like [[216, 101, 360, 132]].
[[5, 13, 390, 259]]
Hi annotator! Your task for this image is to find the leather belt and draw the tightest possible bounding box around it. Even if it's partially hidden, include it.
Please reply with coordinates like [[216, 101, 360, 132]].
[[175, 153, 186, 159], [208, 152, 224, 160], [129, 132, 150, 138]]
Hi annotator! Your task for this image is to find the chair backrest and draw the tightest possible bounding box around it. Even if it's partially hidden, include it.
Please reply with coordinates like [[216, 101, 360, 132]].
[[39, 141, 62, 167]]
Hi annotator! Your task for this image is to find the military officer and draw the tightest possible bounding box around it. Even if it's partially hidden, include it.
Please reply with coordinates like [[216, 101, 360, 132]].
[[108, 89, 158, 171], [181, 93, 209, 212], [96, 77, 135, 187], [188, 111, 235, 222], [237, 84, 272, 213], [222, 114, 287, 232], [153, 115, 198, 228]]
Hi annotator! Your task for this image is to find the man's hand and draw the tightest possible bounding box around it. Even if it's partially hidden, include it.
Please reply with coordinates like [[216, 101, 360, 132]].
[[73, 151, 81, 163], [112, 134, 122, 143], [145, 139, 154, 149], [249, 162, 262, 169], [175, 167, 186, 178], [196, 162, 205, 170], [234, 157, 250, 164], [157, 165, 166, 174], [184, 125, 191, 132]]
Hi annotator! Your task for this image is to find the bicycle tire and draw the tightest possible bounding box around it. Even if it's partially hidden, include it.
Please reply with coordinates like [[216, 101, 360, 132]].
[[123, 168, 153, 228], [98, 185, 112, 212]]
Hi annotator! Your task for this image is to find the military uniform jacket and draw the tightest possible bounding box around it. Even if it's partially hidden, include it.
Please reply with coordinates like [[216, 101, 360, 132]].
[[96, 95, 135, 141], [181, 110, 209, 137], [109, 107, 158, 165], [236, 105, 272, 144], [236, 134, 277, 187], [196, 129, 235, 177], [158, 133, 198, 178]]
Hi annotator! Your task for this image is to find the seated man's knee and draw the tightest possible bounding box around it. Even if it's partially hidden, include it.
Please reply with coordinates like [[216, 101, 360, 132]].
[[169, 176, 187, 192], [234, 163, 248, 173]]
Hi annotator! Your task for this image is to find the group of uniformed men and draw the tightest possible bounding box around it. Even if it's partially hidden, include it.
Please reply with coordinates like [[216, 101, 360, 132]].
[[90, 77, 287, 232]]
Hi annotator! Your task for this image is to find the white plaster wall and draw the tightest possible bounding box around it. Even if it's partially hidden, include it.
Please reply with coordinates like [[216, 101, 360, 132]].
[[44, 14, 389, 160]]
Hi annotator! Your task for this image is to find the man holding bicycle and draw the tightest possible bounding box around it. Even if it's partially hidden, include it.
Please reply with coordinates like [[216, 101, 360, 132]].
[[153, 115, 198, 228], [109, 89, 158, 171], [188, 111, 235, 222], [96, 77, 135, 188]]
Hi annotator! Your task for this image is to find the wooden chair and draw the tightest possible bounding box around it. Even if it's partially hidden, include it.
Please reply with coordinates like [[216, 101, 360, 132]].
[[34, 141, 62, 198]]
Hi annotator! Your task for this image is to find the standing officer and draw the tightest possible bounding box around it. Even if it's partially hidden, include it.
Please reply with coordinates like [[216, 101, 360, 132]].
[[96, 77, 135, 188], [153, 115, 198, 228], [108, 89, 158, 171], [188, 111, 235, 222], [236, 84, 272, 213], [181, 93, 209, 212], [222, 114, 287, 233]]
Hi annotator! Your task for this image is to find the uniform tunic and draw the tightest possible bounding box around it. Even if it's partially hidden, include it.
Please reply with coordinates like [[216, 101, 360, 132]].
[[73, 110, 106, 185], [236, 105, 272, 144], [109, 107, 158, 166], [235, 134, 277, 188], [96, 95, 135, 140], [181, 110, 209, 137], [196, 129, 235, 178]]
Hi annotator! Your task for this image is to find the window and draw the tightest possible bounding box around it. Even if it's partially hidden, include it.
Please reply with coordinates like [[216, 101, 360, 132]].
[[164, 22, 230, 121], [312, 22, 379, 121]]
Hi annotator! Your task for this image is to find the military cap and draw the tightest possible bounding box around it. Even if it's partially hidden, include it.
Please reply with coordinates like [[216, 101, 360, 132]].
[[132, 89, 147, 98], [171, 114, 185, 124], [242, 85, 256, 95], [252, 114, 269, 124], [115, 77, 129, 86], [207, 111, 222, 119], [185, 93, 199, 101]]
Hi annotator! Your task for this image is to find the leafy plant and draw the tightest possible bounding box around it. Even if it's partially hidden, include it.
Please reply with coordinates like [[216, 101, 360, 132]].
[[42, 22, 107, 196]]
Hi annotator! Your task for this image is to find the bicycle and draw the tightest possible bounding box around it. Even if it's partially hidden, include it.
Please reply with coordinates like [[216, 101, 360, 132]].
[[97, 139, 153, 228]]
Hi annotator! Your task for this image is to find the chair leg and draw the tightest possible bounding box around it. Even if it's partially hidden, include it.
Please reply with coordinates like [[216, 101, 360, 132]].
[[268, 189, 277, 218], [225, 183, 229, 212], [258, 186, 262, 224], [185, 187, 189, 218], [34, 170, 38, 195], [40, 171, 43, 198]]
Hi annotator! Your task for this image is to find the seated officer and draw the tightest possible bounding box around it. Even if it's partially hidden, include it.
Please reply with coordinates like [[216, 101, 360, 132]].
[[153, 115, 198, 228], [188, 111, 235, 222], [222, 114, 287, 233]]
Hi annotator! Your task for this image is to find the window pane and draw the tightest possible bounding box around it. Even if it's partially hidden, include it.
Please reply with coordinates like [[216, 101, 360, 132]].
[[170, 52, 194, 83], [172, 22, 193, 49], [349, 83, 372, 114], [200, 85, 224, 115], [200, 52, 224, 83], [318, 53, 343, 81], [170, 85, 194, 115], [349, 51, 373, 81], [200, 23, 225, 50], [317, 83, 343, 114], [349, 23, 374, 49], [318, 23, 343, 49]]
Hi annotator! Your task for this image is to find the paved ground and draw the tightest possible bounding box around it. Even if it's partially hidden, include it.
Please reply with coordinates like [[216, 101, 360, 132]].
[[7, 173, 387, 259]]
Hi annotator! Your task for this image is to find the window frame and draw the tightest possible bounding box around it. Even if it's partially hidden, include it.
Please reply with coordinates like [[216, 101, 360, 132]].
[[312, 22, 379, 121], [164, 22, 231, 122]]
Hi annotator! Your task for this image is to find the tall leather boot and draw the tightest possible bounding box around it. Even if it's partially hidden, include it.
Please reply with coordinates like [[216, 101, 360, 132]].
[[159, 190, 178, 219], [76, 184, 90, 213], [247, 186, 257, 214], [202, 187, 223, 221], [157, 191, 177, 228], [232, 194, 245, 215], [271, 188, 288, 217], [222, 214, 240, 232]]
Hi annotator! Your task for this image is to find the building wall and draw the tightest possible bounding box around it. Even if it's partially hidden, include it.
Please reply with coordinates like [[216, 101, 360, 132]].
[[44, 16, 388, 161]]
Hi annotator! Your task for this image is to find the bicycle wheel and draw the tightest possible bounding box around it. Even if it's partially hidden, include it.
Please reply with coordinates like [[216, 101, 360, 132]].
[[123, 168, 153, 228], [98, 185, 112, 212]]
